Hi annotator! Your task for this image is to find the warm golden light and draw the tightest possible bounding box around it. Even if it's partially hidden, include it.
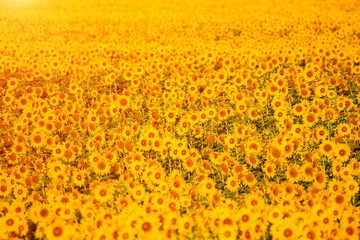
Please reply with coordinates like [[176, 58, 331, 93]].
[[0, 0, 359, 239]]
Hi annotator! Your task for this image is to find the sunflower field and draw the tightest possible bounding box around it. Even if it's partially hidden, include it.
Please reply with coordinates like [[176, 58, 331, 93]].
[[0, 0, 360, 239]]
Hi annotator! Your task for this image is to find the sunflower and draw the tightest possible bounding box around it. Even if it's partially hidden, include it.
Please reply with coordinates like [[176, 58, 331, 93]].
[[44, 219, 70, 239], [321, 108, 337, 123], [266, 80, 278, 96], [298, 87, 311, 99], [246, 139, 262, 154], [247, 107, 260, 121], [334, 143, 351, 163], [12, 143, 26, 156], [177, 118, 191, 136], [0, 213, 20, 235], [245, 191, 265, 211], [0, 182, 12, 197], [271, 97, 285, 110], [137, 217, 160, 240], [183, 157, 197, 172], [203, 85, 216, 99], [72, 170, 86, 187], [315, 126, 327, 141], [3, 91, 15, 106], [218, 107, 229, 121], [313, 171, 327, 189], [236, 102, 248, 114], [303, 112, 318, 128], [131, 185, 146, 202], [238, 208, 255, 231], [92, 159, 111, 176], [291, 103, 305, 117], [319, 140, 335, 158], [178, 215, 193, 235], [220, 227, 238, 240], [265, 207, 281, 225], [348, 158, 360, 176], [93, 183, 115, 203], [7, 78, 19, 91], [130, 160, 144, 177], [226, 176, 239, 192], [291, 124, 304, 138], [246, 153, 260, 169], [199, 177, 217, 196], [62, 148, 76, 163], [87, 112, 100, 124], [165, 108, 177, 124], [268, 146, 282, 162], [263, 161, 276, 179], [224, 134, 237, 149], [276, 220, 297, 239], [285, 165, 300, 183], [303, 227, 318, 240], [315, 85, 328, 97], [118, 95, 130, 110], [336, 123, 351, 137], [300, 162, 315, 182], [273, 108, 287, 122], [150, 167, 165, 184], [345, 178, 359, 196], [332, 193, 349, 210], [331, 159, 343, 178], [242, 172, 257, 187], [281, 142, 294, 158], [118, 229, 134, 240], [206, 107, 217, 120], [14, 217, 29, 237], [340, 167, 352, 181], [29, 132, 45, 148], [341, 223, 358, 240], [13, 184, 28, 200], [33, 204, 53, 224]]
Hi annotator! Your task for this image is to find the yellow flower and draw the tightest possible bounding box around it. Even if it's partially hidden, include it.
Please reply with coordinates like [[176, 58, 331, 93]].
[[313, 171, 327, 189], [291, 124, 304, 138], [336, 123, 351, 137], [131, 184, 146, 201], [13, 184, 28, 200], [72, 170, 86, 187], [29, 132, 45, 148], [92, 159, 111, 176], [303, 112, 318, 128], [182, 157, 197, 172], [93, 183, 115, 203], [285, 165, 300, 183], [344, 178, 359, 196], [45, 219, 70, 239], [319, 140, 335, 158], [334, 143, 351, 163], [291, 103, 305, 116], [226, 176, 239, 192], [247, 107, 260, 121], [7, 78, 19, 91], [224, 134, 237, 149], [165, 108, 177, 123], [0, 182, 12, 197], [199, 177, 217, 196], [300, 162, 315, 182], [137, 216, 160, 240], [315, 126, 328, 141], [263, 161, 276, 179], [178, 215, 193, 235], [242, 172, 257, 187]]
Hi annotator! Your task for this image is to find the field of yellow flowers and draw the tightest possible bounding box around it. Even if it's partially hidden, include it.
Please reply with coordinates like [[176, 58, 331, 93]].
[[1, 0, 360, 239]]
